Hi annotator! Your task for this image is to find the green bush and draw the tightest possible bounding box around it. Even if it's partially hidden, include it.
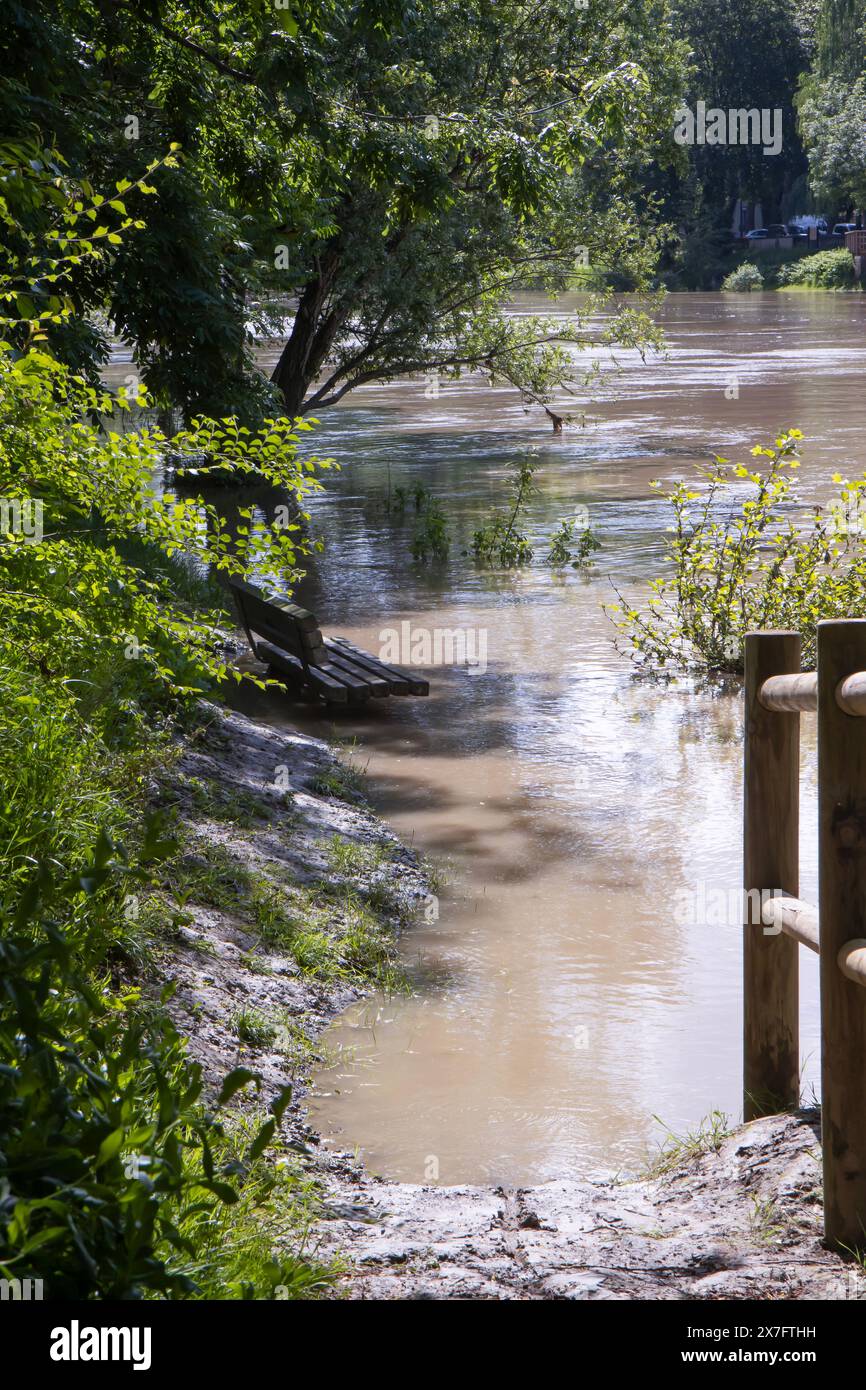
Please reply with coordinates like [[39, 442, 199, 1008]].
[[721, 262, 764, 292], [472, 454, 537, 566], [0, 153, 335, 1298], [777, 247, 856, 288], [608, 429, 866, 675]]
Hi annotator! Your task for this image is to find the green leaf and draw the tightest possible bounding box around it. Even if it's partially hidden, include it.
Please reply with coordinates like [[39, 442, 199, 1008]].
[[217, 1067, 259, 1105]]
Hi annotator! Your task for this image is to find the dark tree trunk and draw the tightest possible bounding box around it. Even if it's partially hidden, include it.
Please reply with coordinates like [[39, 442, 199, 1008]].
[[271, 249, 343, 416]]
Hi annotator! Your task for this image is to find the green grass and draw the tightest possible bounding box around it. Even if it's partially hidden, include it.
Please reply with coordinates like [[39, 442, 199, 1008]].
[[326, 833, 394, 876], [252, 880, 407, 990], [748, 1196, 785, 1245], [163, 1115, 339, 1299], [309, 736, 369, 801], [644, 1109, 732, 1178], [171, 839, 254, 911], [230, 1007, 320, 1074], [174, 773, 268, 828], [231, 1006, 280, 1048], [308, 765, 366, 800], [163, 829, 407, 990]]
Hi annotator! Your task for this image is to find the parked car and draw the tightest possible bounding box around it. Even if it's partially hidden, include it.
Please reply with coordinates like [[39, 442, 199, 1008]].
[[744, 228, 768, 240], [766, 224, 789, 237], [832, 223, 858, 237], [787, 224, 808, 241]]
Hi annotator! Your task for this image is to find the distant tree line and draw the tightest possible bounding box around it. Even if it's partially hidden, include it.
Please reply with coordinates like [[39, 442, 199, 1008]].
[[660, 0, 866, 285]]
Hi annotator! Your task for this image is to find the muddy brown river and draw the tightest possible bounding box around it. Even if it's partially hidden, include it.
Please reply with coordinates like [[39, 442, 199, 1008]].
[[128, 291, 866, 1185]]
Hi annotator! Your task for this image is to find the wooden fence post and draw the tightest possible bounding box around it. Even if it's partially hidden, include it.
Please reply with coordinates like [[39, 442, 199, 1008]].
[[743, 631, 801, 1120], [817, 618, 866, 1251]]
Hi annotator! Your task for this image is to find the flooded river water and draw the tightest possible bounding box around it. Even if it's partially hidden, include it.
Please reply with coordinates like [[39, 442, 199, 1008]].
[[158, 292, 866, 1183]]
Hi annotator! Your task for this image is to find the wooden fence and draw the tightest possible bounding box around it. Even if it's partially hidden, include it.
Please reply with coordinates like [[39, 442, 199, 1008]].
[[744, 620, 866, 1250]]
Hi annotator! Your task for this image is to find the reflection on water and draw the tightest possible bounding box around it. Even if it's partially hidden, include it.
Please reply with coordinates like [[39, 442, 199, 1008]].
[[124, 292, 865, 1184]]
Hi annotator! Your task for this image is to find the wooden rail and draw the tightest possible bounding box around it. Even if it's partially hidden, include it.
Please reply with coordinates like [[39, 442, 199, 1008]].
[[759, 894, 819, 952], [744, 621, 866, 1251]]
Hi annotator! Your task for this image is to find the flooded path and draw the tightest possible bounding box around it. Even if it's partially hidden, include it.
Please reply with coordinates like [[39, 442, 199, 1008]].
[[222, 294, 866, 1182]]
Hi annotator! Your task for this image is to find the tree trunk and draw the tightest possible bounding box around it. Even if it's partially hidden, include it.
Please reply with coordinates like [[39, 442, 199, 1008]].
[[271, 249, 343, 416]]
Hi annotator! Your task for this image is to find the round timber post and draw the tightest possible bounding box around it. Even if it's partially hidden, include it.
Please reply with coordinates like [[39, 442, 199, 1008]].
[[817, 618, 866, 1251], [743, 630, 801, 1121]]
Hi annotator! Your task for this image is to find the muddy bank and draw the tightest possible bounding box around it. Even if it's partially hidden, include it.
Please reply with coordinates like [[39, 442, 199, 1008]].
[[315, 1110, 859, 1300], [160, 705, 854, 1301], [156, 704, 429, 1144]]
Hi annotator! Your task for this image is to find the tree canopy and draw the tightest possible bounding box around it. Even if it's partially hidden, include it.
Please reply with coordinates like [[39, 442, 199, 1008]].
[[1, 0, 689, 423], [797, 0, 866, 211]]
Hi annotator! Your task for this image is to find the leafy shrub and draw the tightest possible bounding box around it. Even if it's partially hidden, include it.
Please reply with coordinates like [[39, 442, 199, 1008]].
[[472, 454, 537, 566], [721, 262, 764, 292], [412, 498, 450, 562], [547, 517, 602, 569], [0, 152, 335, 1298], [0, 842, 326, 1298], [608, 429, 866, 674], [776, 248, 856, 289]]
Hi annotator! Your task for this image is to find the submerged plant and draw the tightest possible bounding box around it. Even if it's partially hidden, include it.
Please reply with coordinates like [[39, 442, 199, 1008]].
[[608, 429, 866, 675], [412, 498, 450, 562], [472, 453, 538, 566], [384, 478, 451, 562], [547, 516, 602, 569]]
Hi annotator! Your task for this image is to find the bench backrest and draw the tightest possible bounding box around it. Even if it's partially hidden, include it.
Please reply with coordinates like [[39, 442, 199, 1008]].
[[228, 577, 325, 664]]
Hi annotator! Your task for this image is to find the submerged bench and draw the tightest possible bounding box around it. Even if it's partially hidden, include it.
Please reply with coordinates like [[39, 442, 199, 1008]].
[[229, 577, 429, 706]]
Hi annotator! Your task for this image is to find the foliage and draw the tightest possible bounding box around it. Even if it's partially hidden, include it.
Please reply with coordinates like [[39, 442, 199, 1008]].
[[798, 74, 866, 210], [0, 149, 332, 699], [547, 517, 602, 569], [0, 0, 689, 422], [608, 429, 866, 674], [666, 0, 808, 208], [0, 170, 334, 1298], [472, 455, 538, 567], [0, 776, 329, 1297], [721, 261, 765, 291], [814, 0, 866, 83], [776, 246, 856, 287], [0, 356, 332, 702], [797, 2, 866, 212], [387, 481, 431, 516], [412, 500, 450, 564], [663, 202, 738, 290], [381, 479, 450, 563]]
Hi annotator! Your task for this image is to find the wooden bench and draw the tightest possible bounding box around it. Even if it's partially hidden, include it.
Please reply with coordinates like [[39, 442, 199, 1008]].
[[229, 577, 429, 706]]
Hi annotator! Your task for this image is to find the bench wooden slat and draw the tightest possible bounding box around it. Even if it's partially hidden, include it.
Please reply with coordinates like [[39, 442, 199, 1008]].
[[327, 641, 409, 694], [330, 638, 429, 696], [312, 658, 372, 703], [229, 577, 319, 630], [255, 639, 349, 703], [324, 643, 390, 697]]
